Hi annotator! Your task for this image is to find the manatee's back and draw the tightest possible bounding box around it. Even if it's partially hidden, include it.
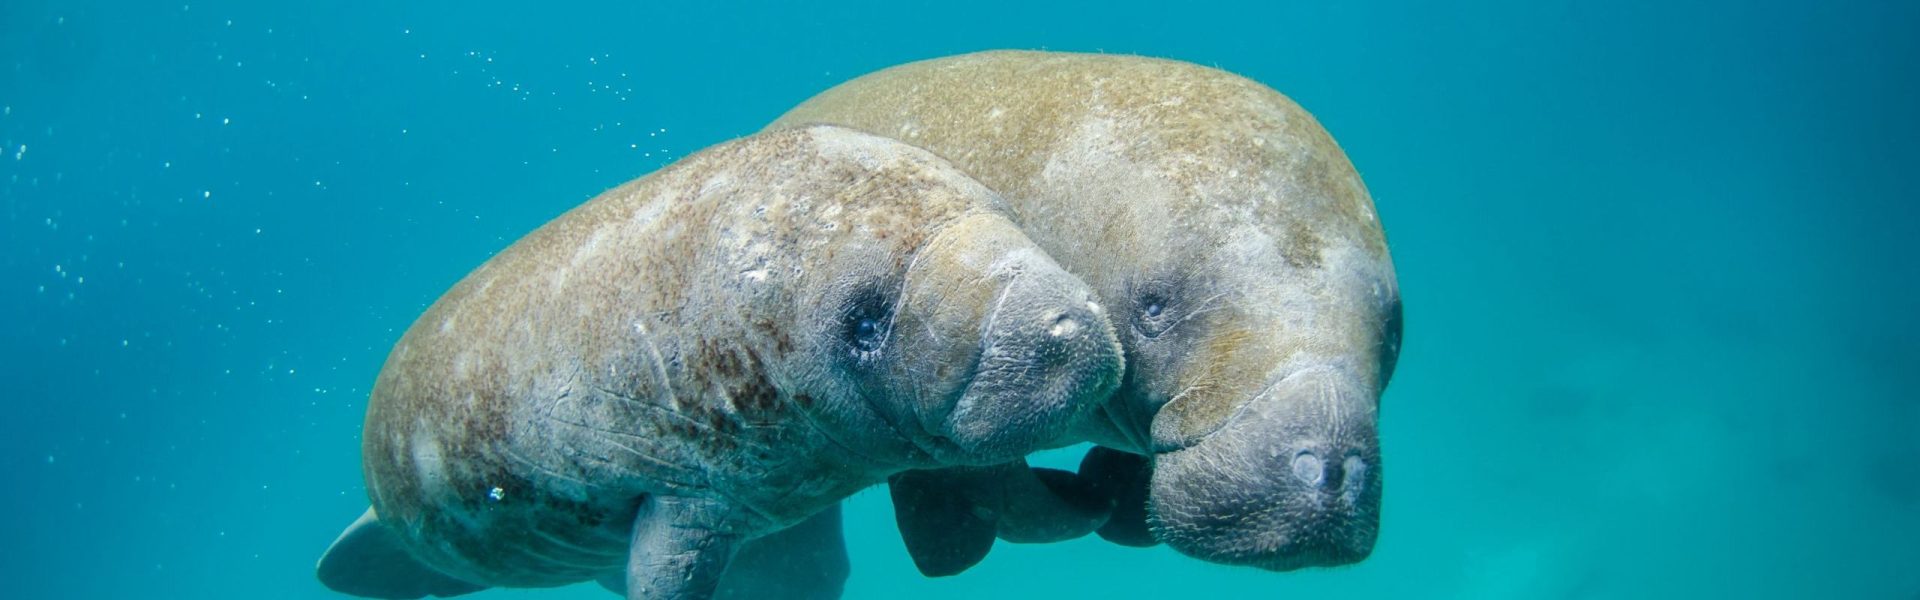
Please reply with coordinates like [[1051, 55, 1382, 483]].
[[772, 51, 1387, 288]]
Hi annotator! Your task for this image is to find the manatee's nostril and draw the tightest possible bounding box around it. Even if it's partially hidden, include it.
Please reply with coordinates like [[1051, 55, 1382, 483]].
[[1342, 455, 1368, 499], [1048, 312, 1082, 339], [1291, 450, 1324, 486]]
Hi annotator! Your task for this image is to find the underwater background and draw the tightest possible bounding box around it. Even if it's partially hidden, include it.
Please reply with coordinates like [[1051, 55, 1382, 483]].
[[3, 0, 1916, 598]]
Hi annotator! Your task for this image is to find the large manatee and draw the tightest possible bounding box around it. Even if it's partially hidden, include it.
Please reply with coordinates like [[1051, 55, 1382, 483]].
[[314, 125, 1125, 600], [770, 51, 1402, 573]]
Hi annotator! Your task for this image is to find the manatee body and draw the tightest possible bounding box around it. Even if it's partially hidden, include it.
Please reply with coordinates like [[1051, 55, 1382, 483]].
[[315, 125, 1124, 600], [771, 51, 1402, 572]]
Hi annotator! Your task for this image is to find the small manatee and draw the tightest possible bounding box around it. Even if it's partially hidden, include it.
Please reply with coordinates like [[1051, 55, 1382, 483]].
[[314, 125, 1124, 600]]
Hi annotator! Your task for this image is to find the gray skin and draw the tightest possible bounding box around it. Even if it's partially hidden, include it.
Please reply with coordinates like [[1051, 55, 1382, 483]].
[[767, 51, 1402, 572], [314, 125, 1124, 600]]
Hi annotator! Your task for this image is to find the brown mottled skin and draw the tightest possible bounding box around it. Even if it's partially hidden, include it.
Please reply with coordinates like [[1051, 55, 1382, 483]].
[[355, 125, 1123, 591], [770, 51, 1402, 570]]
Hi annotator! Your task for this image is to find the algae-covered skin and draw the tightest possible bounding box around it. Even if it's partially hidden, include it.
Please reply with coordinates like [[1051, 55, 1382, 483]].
[[771, 51, 1401, 572], [316, 125, 1123, 600]]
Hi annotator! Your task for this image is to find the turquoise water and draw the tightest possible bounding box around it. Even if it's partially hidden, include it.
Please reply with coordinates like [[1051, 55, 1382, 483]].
[[4, 0, 1916, 598]]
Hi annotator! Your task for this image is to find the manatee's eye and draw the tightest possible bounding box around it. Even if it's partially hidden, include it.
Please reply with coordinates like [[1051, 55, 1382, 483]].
[[852, 317, 884, 352], [840, 287, 894, 361], [1379, 296, 1403, 387], [1133, 290, 1176, 339]]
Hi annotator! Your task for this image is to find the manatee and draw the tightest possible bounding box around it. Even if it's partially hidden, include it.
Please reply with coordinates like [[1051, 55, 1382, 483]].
[[314, 125, 1125, 600], [768, 51, 1402, 573]]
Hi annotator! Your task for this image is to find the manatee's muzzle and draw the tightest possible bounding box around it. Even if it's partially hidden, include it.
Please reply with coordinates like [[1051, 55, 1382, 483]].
[[939, 271, 1124, 464], [1147, 367, 1380, 570]]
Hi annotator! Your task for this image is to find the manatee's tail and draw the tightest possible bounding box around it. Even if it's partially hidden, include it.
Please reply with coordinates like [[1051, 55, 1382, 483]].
[[316, 507, 488, 599]]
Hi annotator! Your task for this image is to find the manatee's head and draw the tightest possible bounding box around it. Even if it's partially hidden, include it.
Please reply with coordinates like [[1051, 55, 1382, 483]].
[[1007, 89, 1402, 568], [887, 212, 1124, 465], [785, 127, 1123, 469], [1119, 202, 1401, 571], [1105, 220, 1399, 569]]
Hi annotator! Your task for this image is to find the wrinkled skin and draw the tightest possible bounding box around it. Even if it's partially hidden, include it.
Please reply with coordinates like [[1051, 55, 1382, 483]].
[[768, 51, 1402, 572], [317, 126, 1124, 600]]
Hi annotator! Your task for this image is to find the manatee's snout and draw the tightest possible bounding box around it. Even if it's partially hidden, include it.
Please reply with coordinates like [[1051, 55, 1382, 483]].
[[940, 257, 1124, 464], [1149, 367, 1380, 571]]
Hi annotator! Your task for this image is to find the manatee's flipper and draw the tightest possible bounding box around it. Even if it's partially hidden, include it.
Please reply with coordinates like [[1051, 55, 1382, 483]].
[[621, 495, 743, 600], [315, 507, 487, 599], [1080, 446, 1158, 547], [714, 503, 849, 600], [989, 462, 1112, 544], [598, 572, 626, 597], [889, 460, 1115, 576], [598, 503, 842, 600], [889, 469, 997, 576]]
